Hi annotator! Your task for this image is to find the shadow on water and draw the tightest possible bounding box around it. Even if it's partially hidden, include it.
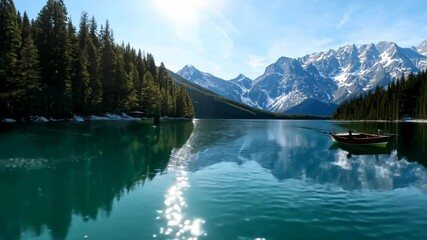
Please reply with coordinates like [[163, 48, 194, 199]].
[[0, 120, 193, 240]]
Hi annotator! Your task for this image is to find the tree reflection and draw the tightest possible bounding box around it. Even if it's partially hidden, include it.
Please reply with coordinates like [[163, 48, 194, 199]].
[[0, 120, 193, 240]]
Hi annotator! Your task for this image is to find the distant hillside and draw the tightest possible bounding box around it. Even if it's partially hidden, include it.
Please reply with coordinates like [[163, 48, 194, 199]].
[[285, 98, 337, 116]]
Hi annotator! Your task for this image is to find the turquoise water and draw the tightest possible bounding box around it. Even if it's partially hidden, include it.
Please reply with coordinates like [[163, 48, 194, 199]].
[[0, 120, 426, 240]]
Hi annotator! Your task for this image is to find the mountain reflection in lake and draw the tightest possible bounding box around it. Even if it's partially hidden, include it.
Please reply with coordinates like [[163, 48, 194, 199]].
[[183, 120, 427, 192]]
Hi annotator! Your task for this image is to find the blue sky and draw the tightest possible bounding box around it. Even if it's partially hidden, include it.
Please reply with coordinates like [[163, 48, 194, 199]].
[[14, 0, 427, 79]]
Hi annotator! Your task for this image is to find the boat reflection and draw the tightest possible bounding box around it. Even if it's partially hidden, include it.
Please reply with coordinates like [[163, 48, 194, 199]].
[[330, 142, 392, 158]]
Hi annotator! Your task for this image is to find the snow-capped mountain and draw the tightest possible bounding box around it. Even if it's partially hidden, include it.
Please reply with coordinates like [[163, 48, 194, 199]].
[[177, 39, 427, 113], [177, 65, 252, 103], [248, 57, 337, 111], [417, 39, 427, 56]]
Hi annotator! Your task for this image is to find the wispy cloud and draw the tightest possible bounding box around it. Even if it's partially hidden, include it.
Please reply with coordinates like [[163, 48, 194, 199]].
[[207, 1, 239, 59], [212, 24, 234, 58], [336, 12, 351, 29], [248, 55, 268, 69]]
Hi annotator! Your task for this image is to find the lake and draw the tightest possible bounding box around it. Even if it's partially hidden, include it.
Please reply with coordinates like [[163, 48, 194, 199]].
[[1, 120, 427, 240]]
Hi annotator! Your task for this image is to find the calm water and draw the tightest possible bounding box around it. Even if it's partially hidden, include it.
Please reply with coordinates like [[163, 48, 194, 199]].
[[1, 120, 427, 240]]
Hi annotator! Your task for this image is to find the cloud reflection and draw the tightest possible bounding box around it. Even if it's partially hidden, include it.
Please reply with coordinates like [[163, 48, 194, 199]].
[[331, 150, 427, 192]]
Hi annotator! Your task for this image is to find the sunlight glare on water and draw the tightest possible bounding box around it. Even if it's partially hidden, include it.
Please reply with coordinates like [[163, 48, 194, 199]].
[[157, 122, 206, 239]]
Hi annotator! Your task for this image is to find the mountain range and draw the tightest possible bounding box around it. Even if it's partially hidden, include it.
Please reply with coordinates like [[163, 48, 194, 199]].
[[177, 39, 427, 115], [168, 70, 327, 119]]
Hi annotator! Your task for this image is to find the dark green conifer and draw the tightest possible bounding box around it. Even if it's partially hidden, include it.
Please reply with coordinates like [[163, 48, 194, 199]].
[[0, 0, 21, 117], [99, 20, 116, 112], [70, 13, 92, 114], [34, 0, 72, 117]]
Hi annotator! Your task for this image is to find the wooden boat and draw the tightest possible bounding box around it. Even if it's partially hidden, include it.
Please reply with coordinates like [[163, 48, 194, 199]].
[[330, 131, 394, 147]]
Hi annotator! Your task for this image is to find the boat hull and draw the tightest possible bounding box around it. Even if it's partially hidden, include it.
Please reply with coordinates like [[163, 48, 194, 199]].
[[330, 133, 393, 147]]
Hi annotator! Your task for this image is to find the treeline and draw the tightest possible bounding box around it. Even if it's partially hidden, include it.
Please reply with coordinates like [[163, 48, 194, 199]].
[[0, 0, 194, 120], [333, 70, 427, 120]]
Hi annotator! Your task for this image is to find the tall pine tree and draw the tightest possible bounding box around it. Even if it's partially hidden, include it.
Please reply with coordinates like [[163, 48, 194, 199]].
[[0, 0, 21, 118], [99, 20, 116, 112], [34, 0, 72, 117], [86, 15, 102, 113], [70, 13, 92, 114], [16, 11, 42, 117]]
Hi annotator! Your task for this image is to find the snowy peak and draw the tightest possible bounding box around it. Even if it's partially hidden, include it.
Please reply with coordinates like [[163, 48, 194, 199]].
[[177, 65, 250, 103], [179, 64, 198, 74], [417, 39, 427, 56], [358, 43, 380, 69], [278, 57, 304, 74], [376, 41, 397, 54], [177, 65, 202, 80], [230, 73, 250, 82], [229, 74, 253, 89], [260, 57, 305, 80]]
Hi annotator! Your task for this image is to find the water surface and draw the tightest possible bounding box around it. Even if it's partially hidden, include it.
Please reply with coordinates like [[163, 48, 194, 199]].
[[0, 120, 426, 240]]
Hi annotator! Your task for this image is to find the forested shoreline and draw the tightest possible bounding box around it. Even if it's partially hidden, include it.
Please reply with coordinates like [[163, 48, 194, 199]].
[[0, 0, 194, 121], [333, 71, 427, 120]]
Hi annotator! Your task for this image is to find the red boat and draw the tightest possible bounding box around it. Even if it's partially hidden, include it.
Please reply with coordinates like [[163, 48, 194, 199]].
[[330, 131, 394, 147]]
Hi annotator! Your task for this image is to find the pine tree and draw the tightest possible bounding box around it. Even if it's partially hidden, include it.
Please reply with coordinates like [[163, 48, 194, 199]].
[[123, 43, 138, 110], [135, 49, 146, 111], [17, 36, 42, 116], [0, 0, 21, 118], [34, 0, 72, 117], [113, 47, 130, 112], [141, 72, 161, 117], [71, 13, 91, 114], [89, 16, 99, 48], [20, 11, 31, 45], [183, 89, 195, 118], [86, 15, 102, 113], [146, 53, 157, 78], [99, 20, 116, 112], [176, 86, 187, 117], [12, 10, 42, 117]]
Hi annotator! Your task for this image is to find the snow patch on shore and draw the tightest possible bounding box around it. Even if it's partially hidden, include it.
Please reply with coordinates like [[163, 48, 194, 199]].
[[1, 118, 16, 123], [87, 113, 140, 121], [31, 116, 49, 122], [70, 115, 84, 122], [1, 113, 191, 123], [402, 119, 427, 123]]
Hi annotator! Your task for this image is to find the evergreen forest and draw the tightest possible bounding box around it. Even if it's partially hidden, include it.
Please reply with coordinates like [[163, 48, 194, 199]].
[[0, 0, 195, 120], [333, 71, 427, 120]]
